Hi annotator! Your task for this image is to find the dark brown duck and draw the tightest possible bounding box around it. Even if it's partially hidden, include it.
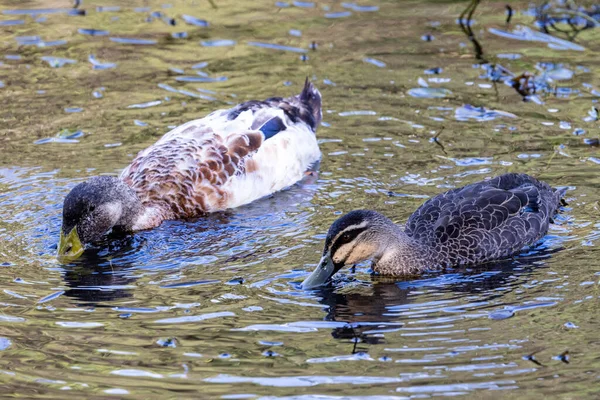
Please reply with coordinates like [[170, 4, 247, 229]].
[[302, 173, 566, 288]]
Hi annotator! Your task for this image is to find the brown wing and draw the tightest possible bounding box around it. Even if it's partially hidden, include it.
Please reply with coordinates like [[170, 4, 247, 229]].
[[120, 129, 264, 219]]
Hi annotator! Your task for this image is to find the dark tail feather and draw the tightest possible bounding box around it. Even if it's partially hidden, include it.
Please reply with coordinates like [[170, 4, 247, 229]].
[[298, 78, 322, 130]]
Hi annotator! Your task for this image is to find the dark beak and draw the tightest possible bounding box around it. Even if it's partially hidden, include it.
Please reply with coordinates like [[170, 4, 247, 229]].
[[301, 253, 339, 289]]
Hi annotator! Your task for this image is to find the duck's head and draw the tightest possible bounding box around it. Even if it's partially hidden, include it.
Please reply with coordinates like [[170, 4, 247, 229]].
[[301, 210, 395, 289], [58, 176, 141, 260]]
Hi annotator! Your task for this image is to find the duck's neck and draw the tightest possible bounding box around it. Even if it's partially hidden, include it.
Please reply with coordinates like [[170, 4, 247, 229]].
[[374, 227, 434, 275], [111, 180, 146, 232]]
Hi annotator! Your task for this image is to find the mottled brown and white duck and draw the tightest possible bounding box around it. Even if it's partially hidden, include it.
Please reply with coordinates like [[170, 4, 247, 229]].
[[58, 80, 322, 258], [302, 173, 566, 288]]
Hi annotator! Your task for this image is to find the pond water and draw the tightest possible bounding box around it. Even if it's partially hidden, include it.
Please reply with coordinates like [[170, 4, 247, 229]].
[[1, 0, 599, 398]]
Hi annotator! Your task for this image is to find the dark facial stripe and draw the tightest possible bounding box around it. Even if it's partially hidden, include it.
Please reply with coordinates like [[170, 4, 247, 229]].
[[329, 226, 369, 259]]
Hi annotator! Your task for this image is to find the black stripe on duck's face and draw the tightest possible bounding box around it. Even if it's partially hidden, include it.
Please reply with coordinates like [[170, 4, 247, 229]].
[[328, 223, 370, 261]]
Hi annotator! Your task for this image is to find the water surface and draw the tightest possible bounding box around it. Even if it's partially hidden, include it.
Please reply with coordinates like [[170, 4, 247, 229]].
[[0, 0, 599, 398]]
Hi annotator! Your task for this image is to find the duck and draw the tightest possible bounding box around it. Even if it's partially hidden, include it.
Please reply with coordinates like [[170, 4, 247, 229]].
[[301, 173, 566, 289], [58, 79, 323, 259]]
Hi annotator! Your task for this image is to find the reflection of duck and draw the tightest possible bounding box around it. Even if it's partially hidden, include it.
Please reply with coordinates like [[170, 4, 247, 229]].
[[303, 173, 566, 288], [59, 80, 322, 259], [62, 235, 141, 304]]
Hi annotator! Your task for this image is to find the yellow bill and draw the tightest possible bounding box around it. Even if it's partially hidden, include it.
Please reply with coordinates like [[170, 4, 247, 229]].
[[57, 226, 84, 260]]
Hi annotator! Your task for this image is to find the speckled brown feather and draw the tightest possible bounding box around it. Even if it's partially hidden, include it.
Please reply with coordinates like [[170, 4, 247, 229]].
[[121, 129, 265, 223]]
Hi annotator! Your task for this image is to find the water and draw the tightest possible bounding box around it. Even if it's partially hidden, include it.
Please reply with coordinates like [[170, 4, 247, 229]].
[[0, 0, 599, 398]]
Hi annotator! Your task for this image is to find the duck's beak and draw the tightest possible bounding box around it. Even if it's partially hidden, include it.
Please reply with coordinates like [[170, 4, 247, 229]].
[[301, 253, 338, 289], [58, 226, 84, 260]]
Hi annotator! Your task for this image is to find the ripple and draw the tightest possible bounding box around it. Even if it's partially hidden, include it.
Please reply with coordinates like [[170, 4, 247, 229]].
[[205, 374, 403, 387], [182, 15, 209, 27], [37, 290, 65, 304], [325, 11, 352, 18], [127, 100, 162, 108], [247, 41, 307, 53], [154, 311, 235, 324], [78, 28, 109, 36], [40, 56, 76, 68], [363, 57, 386, 68], [408, 87, 452, 98], [200, 39, 236, 47], [55, 322, 104, 328], [111, 369, 163, 378], [110, 37, 157, 45]]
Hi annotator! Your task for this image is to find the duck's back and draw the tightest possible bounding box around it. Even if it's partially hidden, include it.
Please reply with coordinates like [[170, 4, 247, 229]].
[[404, 173, 565, 267], [119, 81, 322, 228]]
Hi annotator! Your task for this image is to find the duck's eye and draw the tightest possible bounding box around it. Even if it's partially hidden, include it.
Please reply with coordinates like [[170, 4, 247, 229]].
[[88, 205, 96, 213]]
